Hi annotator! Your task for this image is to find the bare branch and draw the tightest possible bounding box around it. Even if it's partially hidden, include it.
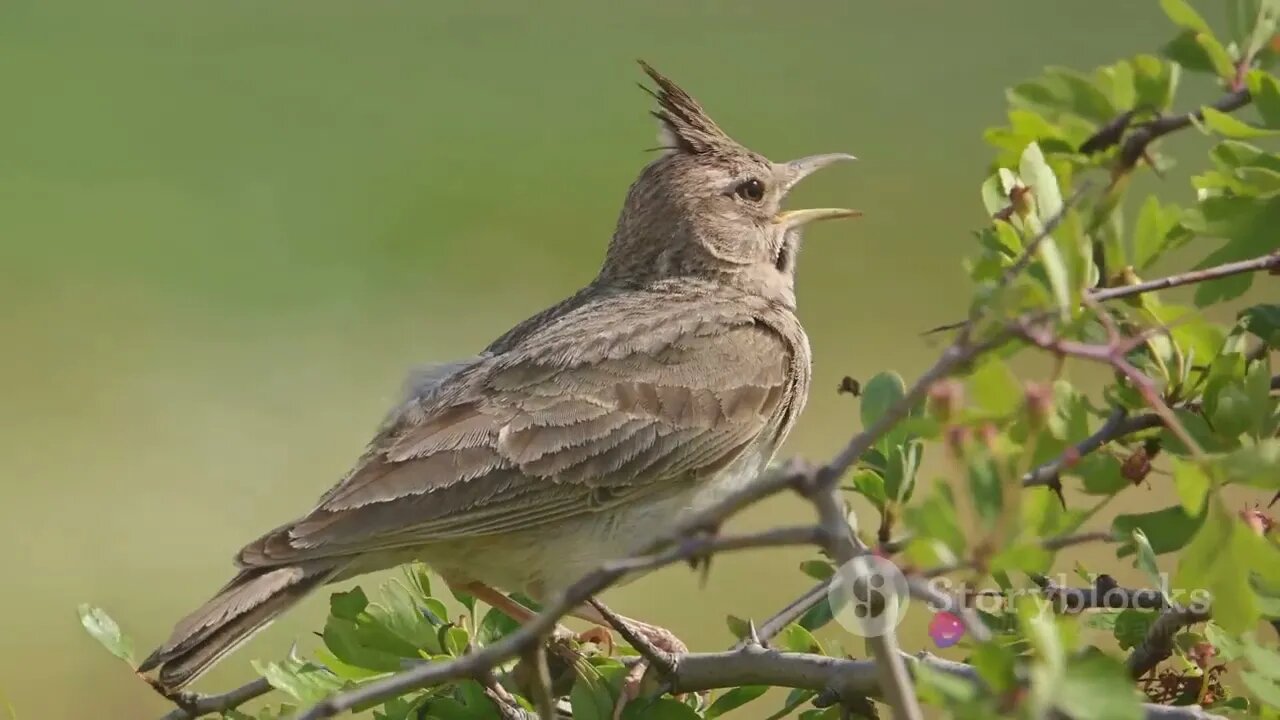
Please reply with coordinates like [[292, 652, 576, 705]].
[[1089, 252, 1280, 302], [739, 578, 832, 648], [1115, 90, 1252, 170], [1035, 574, 1167, 613], [1023, 409, 1164, 488], [159, 678, 273, 720]]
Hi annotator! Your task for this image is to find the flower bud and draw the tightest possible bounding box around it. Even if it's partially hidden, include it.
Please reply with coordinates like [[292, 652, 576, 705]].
[[1023, 382, 1053, 429], [927, 379, 964, 422], [1240, 506, 1275, 536], [1009, 185, 1034, 218]]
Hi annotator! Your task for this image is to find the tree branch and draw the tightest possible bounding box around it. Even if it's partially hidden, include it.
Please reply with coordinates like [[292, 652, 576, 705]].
[[1116, 89, 1252, 170], [1022, 409, 1164, 488], [664, 647, 1225, 720], [291, 523, 821, 720], [159, 678, 273, 720], [806, 482, 923, 720], [1127, 607, 1212, 680], [1089, 252, 1280, 302]]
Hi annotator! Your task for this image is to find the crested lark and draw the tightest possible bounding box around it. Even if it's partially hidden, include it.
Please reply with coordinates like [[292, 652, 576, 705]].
[[140, 62, 857, 691]]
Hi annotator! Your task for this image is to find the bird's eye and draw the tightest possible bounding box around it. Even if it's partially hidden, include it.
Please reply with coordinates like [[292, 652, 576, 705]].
[[734, 178, 765, 202]]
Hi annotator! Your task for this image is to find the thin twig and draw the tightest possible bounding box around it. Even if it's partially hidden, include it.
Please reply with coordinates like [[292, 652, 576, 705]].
[[159, 678, 273, 720], [1022, 410, 1164, 488], [1116, 90, 1252, 169], [737, 578, 833, 649], [1035, 574, 1167, 613], [1090, 252, 1280, 302]]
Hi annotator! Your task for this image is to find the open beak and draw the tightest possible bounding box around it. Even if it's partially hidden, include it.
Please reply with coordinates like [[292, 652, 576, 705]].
[[775, 153, 859, 228]]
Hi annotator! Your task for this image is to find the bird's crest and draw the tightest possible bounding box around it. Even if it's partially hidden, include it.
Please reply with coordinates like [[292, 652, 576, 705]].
[[638, 60, 740, 155]]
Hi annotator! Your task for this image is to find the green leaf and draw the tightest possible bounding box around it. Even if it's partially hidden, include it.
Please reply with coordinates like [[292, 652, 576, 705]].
[[1183, 196, 1280, 302], [1244, 634, 1280, 679], [442, 625, 470, 656], [1248, 69, 1280, 127], [320, 580, 444, 671], [797, 597, 835, 632], [1132, 54, 1180, 111], [1113, 610, 1158, 651], [1017, 596, 1065, 673], [982, 174, 1011, 218], [991, 543, 1052, 575], [1020, 142, 1064, 219], [967, 452, 1004, 525], [1074, 454, 1129, 495], [1172, 459, 1211, 514], [330, 588, 369, 621], [476, 608, 519, 646], [1204, 622, 1245, 661], [970, 643, 1019, 693], [905, 483, 967, 560], [77, 604, 135, 664], [968, 358, 1022, 417], [725, 614, 750, 640], [403, 563, 432, 601], [848, 469, 887, 510], [1131, 195, 1181, 269], [1163, 30, 1217, 73], [1130, 529, 1165, 595], [776, 623, 823, 654], [800, 560, 834, 581], [1242, 671, 1280, 707], [1240, 304, 1280, 347], [251, 658, 344, 704], [1037, 237, 1073, 320], [1218, 440, 1280, 488], [705, 686, 769, 719], [1056, 653, 1143, 720], [571, 664, 617, 720], [860, 371, 907, 430], [1112, 505, 1204, 555], [1160, 0, 1212, 33], [1176, 497, 1259, 633], [1203, 107, 1280, 138]]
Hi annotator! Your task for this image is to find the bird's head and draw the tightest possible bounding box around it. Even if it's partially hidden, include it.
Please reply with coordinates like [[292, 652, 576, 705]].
[[598, 61, 858, 306]]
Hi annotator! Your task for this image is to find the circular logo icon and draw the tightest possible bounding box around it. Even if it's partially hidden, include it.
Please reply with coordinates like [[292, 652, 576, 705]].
[[827, 555, 910, 638]]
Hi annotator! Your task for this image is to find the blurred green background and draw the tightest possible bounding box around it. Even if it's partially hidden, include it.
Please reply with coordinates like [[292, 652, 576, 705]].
[[0, 1, 1217, 717]]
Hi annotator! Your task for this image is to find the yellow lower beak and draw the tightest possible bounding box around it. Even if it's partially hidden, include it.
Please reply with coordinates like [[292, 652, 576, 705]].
[[775, 208, 863, 228]]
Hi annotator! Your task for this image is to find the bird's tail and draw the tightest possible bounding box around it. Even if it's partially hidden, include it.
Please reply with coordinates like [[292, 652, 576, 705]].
[[138, 562, 337, 691]]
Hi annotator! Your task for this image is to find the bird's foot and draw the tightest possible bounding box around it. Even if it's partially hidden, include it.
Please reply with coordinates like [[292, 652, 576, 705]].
[[611, 621, 691, 720]]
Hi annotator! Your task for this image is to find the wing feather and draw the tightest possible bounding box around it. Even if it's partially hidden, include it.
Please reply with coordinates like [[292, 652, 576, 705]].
[[235, 296, 801, 569]]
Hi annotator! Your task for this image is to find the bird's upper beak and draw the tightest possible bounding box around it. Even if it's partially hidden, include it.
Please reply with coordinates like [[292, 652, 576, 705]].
[[775, 153, 860, 229]]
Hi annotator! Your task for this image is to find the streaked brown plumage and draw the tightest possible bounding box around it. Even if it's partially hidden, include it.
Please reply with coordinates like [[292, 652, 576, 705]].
[[139, 61, 857, 691]]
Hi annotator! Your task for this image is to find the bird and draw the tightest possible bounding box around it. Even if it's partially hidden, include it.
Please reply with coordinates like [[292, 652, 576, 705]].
[[139, 60, 858, 694]]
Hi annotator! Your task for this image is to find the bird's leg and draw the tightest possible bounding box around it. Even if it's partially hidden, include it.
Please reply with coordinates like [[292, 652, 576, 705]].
[[453, 582, 574, 639], [570, 600, 690, 720]]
